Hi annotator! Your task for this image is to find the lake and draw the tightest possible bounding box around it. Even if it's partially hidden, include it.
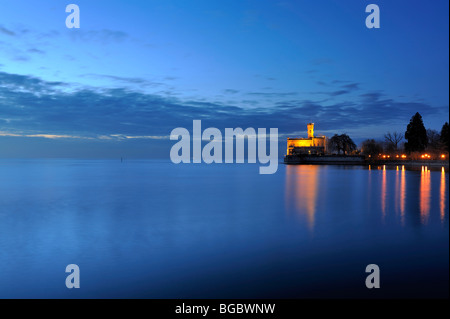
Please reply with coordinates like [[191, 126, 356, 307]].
[[0, 159, 448, 298]]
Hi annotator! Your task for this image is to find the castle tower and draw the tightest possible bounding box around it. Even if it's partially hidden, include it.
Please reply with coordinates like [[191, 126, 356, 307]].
[[307, 123, 314, 138]]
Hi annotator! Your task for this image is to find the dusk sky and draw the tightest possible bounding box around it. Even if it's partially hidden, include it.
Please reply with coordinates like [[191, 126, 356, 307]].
[[0, 0, 448, 158]]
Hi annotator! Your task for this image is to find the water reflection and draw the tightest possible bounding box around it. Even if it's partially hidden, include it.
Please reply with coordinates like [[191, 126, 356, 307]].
[[394, 166, 407, 226], [441, 167, 446, 223], [381, 165, 387, 219], [285, 165, 319, 230], [420, 166, 431, 224], [400, 166, 406, 225], [285, 164, 448, 228]]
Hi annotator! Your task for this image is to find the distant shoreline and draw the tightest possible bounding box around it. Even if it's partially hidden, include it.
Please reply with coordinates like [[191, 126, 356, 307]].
[[284, 155, 449, 168], [366, 160, 449, 167]]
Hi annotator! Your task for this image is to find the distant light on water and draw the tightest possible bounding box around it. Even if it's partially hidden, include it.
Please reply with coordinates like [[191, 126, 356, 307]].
[[441, 167, 446, 222], [420, 166, 431, 224]]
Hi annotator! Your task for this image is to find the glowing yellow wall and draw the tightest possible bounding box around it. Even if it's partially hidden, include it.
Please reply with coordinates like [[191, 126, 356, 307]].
[[287, 137, 327, 155], [288, 139, 314, 148], [307, 123, 314, 138], [287, 138, 326, 148]]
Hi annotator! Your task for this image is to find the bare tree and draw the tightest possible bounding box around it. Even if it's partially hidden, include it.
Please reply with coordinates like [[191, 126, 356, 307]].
[[426, 129, 441, 151], [384, 132, 403, 151]]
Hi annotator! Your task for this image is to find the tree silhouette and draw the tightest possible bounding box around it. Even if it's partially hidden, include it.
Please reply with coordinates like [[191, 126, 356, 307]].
[[440, 122, 449, 152], [426, 129, 441, 151], [404, 112, 428, 152], [384, 132, 403, 151], [329, 134, 357, 155], [361, 139, 383, 156]]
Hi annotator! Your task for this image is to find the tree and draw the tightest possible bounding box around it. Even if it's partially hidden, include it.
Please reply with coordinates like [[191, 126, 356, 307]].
[[341, 134, 357, 155], [404, 112, 428, 152], [329, 134, 343, 154], [426, 129, 441, 151], [361, 139, 384, 156], [440, 122, 449, 152], [328, 134, 357, 155], [384, 132, 403, 152]]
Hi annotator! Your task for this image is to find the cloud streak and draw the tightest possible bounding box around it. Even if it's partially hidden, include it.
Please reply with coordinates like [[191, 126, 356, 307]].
[[0, 25, 15, 36]]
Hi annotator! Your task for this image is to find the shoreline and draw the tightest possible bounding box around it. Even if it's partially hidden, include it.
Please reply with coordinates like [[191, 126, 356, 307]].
[[284, 155, 449, 168]]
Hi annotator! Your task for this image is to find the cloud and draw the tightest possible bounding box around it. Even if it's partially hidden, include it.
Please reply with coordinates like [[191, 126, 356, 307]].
[[68, 29, 129, 43], [224, 89, 239, 94], [314, 81, 361, 97], [27, 48, 45, 55], [82, 74, 165, 88], [0, 25, 15, 36], [247, 92, 297, 98], [341, 83, 359, 91], [328, 90, 349, 96], [0, 71, 447, 143]]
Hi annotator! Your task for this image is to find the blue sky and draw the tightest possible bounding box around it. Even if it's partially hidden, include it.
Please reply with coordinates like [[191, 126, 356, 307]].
[[0, 0, 448, 158]]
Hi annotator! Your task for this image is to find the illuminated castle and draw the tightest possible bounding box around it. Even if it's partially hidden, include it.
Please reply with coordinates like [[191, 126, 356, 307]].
[[286, 123, 327, 155]]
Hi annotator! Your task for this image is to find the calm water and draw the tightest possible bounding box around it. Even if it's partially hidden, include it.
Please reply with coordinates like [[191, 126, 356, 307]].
[[0, 160, 448, 298]]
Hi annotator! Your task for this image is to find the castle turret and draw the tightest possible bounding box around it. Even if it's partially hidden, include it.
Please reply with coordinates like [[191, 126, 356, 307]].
[[307, 123, 314, 138]]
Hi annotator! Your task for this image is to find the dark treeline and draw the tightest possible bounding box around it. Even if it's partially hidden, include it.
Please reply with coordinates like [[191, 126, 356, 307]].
[[327, 112, 449, 159], [359, 112, 449, 159]]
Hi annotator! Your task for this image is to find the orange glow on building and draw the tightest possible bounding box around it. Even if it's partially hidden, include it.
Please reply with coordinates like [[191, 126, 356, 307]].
[[441, 154, 446, 159], [286, 123, 327, 155]]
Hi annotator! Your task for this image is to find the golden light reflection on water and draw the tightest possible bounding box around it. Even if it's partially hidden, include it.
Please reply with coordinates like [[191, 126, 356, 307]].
[[420, 166, 431, 224], [400, 167, 406, 226], [285, 164, 447, 228], [381, 165, 386, 219], [395, 168, 399, 215], [285, 165, 319, 230], [441, 167, 446, 223]]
